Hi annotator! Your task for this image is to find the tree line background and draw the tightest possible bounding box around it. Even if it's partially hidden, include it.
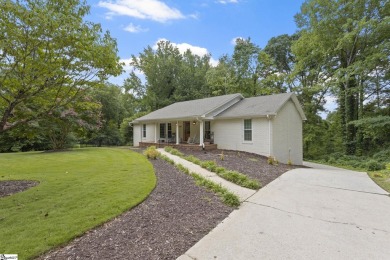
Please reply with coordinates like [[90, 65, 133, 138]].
[[1, 0, 389, 168]]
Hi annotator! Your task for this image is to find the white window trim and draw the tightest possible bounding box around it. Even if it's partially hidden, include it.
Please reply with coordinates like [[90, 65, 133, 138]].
[[243, 118, 253, 144]]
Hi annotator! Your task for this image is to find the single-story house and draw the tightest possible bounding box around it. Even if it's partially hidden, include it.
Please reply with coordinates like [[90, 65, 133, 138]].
[[132, 93, 306, 165]]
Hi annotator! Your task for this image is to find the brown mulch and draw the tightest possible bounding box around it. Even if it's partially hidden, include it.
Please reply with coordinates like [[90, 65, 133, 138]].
[[1, 148, 301, 259], [179, 149, 304, 186], [0, 180, 39, 198], [38, 157, 233, 260]]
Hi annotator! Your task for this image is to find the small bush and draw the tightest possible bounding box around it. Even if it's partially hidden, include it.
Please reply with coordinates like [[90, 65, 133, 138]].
[[164, 146, 173, 153], [215, 166, 225, 174], [219, 170, 261, 190], [185, 155, 201, 165], [200, 160, 217, 172], [177, 163, 190, 175], [366, 160, 385, 171], [143, 146, 159, 159], [160, 154, 175, 165], [267, 156, 278, 165], [373, 149, 390, 163], [191, 172, 240, 207], [170, 148, 184, 157]]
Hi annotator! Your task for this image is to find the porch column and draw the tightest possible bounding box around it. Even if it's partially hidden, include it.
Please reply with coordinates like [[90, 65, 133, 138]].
[[176, 121, 179, 144], [199, 120, 204, 146], [154, 123, 157, 143]]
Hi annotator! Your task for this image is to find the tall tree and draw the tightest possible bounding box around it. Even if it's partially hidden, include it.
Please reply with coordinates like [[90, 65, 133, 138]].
[[294, 0, 389, 154], [130, 40, 182, 110], [0, 0, 122, 133], [231, 38, 261, 96]]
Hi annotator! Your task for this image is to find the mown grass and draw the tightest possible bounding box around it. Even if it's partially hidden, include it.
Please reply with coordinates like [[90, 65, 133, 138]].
[[0, 148, 156, 260]]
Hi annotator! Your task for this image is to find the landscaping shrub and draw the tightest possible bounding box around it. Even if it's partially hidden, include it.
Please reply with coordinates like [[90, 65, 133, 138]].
[[267, 156, 278, 165], [159, 154, 240, 207], [143, 146, 159, 159], [222, 192, 240, 206], [184, 155, 201, 165], [164, 146, 173, 153], [170, 147, 184, 157], [366, 160, 386, 171], [220, 170, 261, 190], [191, 172, 240, 207], [160, 154, 174, 165], [215, 166, 225, 174], [164, 148, 260, 190], [373, 149, 390, 163]]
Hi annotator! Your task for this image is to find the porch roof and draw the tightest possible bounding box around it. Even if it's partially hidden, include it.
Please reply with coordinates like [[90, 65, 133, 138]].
[[133, 93, 243, 123]]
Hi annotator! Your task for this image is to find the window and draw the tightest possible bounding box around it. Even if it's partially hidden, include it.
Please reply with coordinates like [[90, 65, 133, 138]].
[[205, 121, 211, 139], [142, 124, 146, 138], [159, 123, 166, 138], [167, 123, 172, 138], [244, 119, 252, 141]]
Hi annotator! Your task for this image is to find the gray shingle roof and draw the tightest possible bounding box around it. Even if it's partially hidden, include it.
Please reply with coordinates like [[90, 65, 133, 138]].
[[133, 92, 306, 123], [216, 93, 306, 120], [133, 93, 243, 122]]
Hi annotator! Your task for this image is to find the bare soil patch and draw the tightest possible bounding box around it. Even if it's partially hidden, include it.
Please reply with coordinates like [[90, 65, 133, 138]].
[[179, 149, 305, 186], [0, 180, 39, 198], [39, 157, 233, 260]]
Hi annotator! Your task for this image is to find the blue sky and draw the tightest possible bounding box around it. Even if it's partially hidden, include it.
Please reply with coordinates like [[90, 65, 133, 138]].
[[87, 0, 305, 84]]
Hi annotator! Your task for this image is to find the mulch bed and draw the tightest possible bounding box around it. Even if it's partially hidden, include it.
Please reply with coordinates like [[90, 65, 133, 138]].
[[179, 149, 304, 186], [0, 180, 39, 198], [2, 148, 301, 259], [38, 157, 233, 260]]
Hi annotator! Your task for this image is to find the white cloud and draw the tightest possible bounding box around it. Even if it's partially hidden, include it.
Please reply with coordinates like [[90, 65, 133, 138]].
[[153, 38, 219, 66], [124, 23, 148, 33], [98, 0, 185, 22], [217, 0, 239, 4], [231, 36, 244, 45]]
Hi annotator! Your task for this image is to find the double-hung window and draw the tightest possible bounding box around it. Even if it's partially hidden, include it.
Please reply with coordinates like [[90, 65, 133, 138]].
[[142, 124, 146, 138], [160, 123, 166, 139], [244, 119, 252, 142]]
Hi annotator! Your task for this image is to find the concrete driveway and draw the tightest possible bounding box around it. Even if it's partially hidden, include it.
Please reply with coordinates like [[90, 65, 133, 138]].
[[178, 163, 390, 260]]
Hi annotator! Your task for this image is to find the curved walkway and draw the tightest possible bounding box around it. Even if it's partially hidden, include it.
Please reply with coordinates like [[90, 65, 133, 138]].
[[178, 162, 390, 260]]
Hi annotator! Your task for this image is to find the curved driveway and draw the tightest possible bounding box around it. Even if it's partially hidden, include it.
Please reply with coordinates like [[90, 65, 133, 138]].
[[178, 162, 390, 260]]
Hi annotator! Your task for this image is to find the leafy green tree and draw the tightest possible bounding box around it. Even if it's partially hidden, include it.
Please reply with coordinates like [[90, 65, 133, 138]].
[[174, 50, 211, 101], [130, 40, 182, 110], [231, 38, 261, 96], [206, 55, 238, 96], [294, 0, 389, 154], [0, 0, 122, 134]]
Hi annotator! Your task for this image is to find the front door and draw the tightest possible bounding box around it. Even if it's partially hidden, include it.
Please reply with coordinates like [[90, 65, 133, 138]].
[[184, 121, 190, 142]]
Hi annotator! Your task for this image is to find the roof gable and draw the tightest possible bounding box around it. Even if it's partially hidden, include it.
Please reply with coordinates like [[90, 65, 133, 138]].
[[216, 93, 306, 120]]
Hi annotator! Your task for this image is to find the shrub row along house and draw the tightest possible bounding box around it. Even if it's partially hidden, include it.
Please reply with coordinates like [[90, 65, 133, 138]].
[[132, 93, 306, 165]]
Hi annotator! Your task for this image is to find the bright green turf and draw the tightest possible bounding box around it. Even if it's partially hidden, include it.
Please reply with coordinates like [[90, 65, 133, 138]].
[[0, 147, 156, 260]]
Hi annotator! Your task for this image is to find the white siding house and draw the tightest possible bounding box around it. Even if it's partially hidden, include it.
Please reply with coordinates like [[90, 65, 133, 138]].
[[132, 93, 306, 165]]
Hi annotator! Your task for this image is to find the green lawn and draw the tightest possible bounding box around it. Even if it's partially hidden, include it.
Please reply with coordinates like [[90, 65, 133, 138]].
[[368, 167, 390, 193], [0, 147, 156, 260]]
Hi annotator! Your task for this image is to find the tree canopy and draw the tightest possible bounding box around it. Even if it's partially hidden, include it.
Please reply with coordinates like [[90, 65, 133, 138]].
[[0, 0, 122, 134]]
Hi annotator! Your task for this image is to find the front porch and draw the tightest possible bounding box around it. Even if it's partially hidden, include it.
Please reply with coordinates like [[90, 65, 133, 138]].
[[139, 141, 218, 151]]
